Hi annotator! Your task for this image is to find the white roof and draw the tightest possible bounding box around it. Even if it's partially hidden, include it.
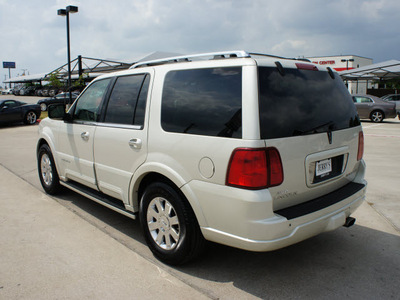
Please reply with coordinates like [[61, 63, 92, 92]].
[[4, 73, 48, 83], [339, 60, 400, 80]]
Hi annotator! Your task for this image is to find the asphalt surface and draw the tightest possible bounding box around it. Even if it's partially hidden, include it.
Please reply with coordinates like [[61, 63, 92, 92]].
[[1, 95, 399, 299]]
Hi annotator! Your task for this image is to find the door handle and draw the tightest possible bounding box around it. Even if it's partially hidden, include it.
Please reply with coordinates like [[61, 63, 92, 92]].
[[81, 132, 90, 141], [129, 138, 142, 149]]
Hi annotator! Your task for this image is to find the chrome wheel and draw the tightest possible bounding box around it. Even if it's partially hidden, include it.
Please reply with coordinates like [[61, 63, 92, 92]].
[[147, 197, 180, 250], [37, 144, 61, 195], [40, 153, 53, 186], [371, 111, 383, 123], [26, 111, 37, 124]]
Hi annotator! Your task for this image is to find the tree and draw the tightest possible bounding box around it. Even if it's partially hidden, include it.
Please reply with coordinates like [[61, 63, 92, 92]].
[[47, 72, 63, 89]]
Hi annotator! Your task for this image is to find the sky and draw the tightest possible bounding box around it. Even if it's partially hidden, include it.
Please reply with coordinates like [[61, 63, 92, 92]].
[[1, 0, 400, 86]]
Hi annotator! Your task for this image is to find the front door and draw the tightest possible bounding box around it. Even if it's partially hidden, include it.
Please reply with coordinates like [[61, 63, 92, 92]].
[[57, 78, 112, 189]]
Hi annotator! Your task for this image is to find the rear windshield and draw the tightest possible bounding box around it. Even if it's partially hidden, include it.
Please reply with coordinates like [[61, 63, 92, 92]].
[[258, 67, 360, 139]]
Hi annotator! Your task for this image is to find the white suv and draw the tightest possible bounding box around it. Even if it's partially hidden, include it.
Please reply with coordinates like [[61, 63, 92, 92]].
[[37, 51, 367, 265]]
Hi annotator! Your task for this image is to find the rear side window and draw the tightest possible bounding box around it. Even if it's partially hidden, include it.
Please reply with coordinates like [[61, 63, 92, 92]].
[[161, 67, 242, 138], [104, 74, 149, 127], [258, 67, 360, 140], [353, 96, 372, 103]]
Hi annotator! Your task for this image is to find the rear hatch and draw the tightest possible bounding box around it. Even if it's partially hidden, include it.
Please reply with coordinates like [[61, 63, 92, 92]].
[[257, 62, 363, 211]]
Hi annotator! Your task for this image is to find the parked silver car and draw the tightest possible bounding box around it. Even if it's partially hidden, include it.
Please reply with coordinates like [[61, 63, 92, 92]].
[[352, 94, 397, 122], [381, 94, 400, 118]]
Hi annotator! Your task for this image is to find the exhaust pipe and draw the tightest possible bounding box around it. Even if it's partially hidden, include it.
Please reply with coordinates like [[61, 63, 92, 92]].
[[343, 217, 356, 228]]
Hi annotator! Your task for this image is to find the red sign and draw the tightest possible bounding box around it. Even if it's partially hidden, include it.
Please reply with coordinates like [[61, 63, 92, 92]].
[[312, 60, 336, 65]]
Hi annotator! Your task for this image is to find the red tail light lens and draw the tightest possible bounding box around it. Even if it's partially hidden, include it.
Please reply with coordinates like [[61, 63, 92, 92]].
[[226, 148, 283, 189], [357, 131, 364, 161]]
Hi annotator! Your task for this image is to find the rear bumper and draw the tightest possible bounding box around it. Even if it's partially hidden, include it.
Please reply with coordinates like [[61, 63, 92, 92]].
[[185, 179, 366, 252]]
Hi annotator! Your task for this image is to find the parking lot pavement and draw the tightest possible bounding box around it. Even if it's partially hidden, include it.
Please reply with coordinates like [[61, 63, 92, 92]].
[[362, 119, 400, 231], [0, 165, 210, 300], [0, 117, 399, 299], [0, 94, 44, 105]]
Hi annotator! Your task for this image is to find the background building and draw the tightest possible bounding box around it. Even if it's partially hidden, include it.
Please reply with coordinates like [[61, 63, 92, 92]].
[[307, 55, 375, 94]]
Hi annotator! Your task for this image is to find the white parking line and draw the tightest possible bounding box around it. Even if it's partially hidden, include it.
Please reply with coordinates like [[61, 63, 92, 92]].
[[365, 134, 400, 139], [362, 124, 383, 129]]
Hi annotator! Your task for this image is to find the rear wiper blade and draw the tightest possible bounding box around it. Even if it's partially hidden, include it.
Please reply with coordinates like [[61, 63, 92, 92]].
[[293, 121, 335, 136]]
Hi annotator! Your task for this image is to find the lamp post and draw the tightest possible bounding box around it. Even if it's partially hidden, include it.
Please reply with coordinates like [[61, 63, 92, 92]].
[[58, 5, 78, 106], [341, 58, 354, 70]]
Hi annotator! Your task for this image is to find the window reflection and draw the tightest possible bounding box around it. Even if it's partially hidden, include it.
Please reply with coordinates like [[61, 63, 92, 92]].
[[161, 67, 242, 138]]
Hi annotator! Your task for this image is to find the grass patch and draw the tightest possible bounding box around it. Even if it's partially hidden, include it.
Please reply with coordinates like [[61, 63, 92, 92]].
[[39, 111, 48, 119]]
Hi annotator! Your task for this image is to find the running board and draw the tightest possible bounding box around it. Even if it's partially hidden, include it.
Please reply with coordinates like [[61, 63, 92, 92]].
[[60, 181, 137, 220]]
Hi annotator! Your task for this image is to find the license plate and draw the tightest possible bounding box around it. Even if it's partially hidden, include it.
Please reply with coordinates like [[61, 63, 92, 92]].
[[316, 159, 332, 177]]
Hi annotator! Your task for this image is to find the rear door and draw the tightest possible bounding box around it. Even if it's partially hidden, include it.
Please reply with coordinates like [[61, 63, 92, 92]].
[[93, 72, 152, 203], [353, 96, 373, 118]]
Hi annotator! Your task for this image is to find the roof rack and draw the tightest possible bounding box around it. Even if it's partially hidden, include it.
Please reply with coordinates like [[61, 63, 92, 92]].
[[248, 52, 287, 60], [130, 50, 251, 69]]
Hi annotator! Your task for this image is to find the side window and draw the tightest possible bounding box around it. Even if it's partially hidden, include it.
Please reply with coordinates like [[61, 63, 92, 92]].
[[354, 97, 371, 103], [4, 100, 17, 108], [161, 67, 242, 138], [134, 75, 150, 126], [73, 78, 111, 122], [361, 97, 373, 103], [104, 74, 149, 126]]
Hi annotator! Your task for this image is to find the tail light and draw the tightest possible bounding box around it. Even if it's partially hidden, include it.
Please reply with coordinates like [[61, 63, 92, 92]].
[[357, 131, 364, 161], [226, 148, 283, 189]]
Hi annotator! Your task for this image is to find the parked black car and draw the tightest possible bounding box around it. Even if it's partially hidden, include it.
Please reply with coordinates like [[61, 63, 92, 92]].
[[0, 99, 41, 125], [37, 92, 79, 111]]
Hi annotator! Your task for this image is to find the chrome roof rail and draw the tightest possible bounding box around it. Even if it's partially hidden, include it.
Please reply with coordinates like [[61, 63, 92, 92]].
[[130, 50, 251, 69]]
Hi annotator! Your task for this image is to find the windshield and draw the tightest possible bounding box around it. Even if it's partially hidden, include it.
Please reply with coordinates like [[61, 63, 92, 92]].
[[258, 66, 360, 139]]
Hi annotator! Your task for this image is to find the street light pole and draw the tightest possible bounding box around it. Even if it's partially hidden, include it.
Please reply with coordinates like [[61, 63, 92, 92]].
[[58, 5, 78, 106], [341, 58, 355, 70]]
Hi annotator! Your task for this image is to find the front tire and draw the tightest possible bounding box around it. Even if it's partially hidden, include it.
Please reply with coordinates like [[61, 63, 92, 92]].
[[37, 144, 61, 195], [24, 111, 37, 125], [139, 182, 205, 265]]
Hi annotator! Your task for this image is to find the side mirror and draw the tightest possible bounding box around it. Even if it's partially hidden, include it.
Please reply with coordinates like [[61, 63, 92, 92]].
[[48, 104, 67, 120]]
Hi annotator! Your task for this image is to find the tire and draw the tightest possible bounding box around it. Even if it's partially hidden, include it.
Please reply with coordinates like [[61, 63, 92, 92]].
[[37, 144, 61, 195], [139, 182, 205, 265], [40, 103, 47, 111], [24, 111, 37, 125], [370, 110, 384, 123]]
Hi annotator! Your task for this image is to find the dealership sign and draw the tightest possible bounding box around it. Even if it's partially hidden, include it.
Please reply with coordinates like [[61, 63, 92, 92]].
[[3, 61, 16, 68], [311, 60, 336, 65]]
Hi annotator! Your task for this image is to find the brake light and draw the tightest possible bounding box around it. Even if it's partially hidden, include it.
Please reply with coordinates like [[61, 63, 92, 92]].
[[226, 148, 283, 189], [295, 62, 318, 71], [357, 131, 364, 161]]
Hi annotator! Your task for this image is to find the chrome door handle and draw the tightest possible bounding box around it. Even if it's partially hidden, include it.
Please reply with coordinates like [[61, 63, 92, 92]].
[[81, 132, 90, 141], [129, 138, 142, 149]]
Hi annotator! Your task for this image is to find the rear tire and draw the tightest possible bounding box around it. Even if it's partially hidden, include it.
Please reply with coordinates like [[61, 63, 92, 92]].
[[139, 182, 205, 265], [37, 144, 61, 195], [24, 111, 37, 125], [370, 110, 384, 123]]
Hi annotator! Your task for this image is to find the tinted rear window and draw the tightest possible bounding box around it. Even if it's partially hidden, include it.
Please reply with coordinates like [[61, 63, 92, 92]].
[[258, 67, 360, 139]]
